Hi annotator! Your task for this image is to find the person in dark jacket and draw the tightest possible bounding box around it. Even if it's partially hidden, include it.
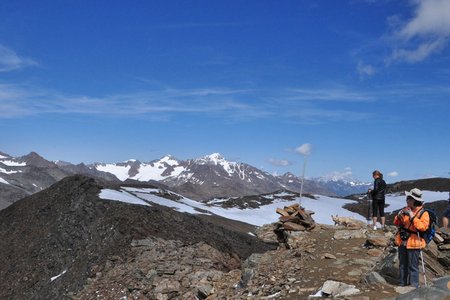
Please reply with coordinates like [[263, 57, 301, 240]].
[[368, 170, 387, 230]]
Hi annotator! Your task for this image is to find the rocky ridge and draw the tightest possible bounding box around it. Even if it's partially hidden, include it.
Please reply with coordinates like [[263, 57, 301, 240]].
[[74, 221, 450, 299], [0, 152, 119, 210], [0, 175, 272, 300]]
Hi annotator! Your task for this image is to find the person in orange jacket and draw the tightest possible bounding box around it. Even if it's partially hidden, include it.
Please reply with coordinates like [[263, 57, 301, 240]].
[[394, 188, 430, 288]]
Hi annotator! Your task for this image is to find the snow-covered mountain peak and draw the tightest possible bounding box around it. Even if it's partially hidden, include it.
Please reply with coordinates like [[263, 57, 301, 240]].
[[197, 153, 227, 164], [281, 172, 297, 178], [158, 155, 179, 166], [194, 153, 240, 177], [318, 173, 351, 183], [311, 173, 372, 196], [54, 160, 73, 167], [316, 174, 370, 186]]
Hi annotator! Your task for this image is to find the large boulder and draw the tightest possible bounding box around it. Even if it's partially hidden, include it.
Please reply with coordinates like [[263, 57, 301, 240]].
[[391, 275, 450, 300]]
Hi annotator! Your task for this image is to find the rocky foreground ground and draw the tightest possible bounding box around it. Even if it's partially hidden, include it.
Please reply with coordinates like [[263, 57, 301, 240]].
[[74, 221, 450, 300], [0, 176, 272, 300], [1, 175, 449, 300]]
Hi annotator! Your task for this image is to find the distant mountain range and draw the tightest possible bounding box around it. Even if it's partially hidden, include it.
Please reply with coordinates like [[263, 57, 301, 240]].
[[71, 153, 372, 199], [0, 151, 372, 209]]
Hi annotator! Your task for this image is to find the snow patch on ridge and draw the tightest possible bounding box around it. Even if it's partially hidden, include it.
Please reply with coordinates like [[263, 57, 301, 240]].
[[50, 270, 67, 282], [0, 167, 20, 174], [96, 164, 131, 181], [98, 187, 366, 226], [98, 187, 450, 227], [99, 189, 152, 206], [159, 155, 180, 166], [0, 160, 27, 167], [94, 155, 185, 182], [130, 157, 186, 181]]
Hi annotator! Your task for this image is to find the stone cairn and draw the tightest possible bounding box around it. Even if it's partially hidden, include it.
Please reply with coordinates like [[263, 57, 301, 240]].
[[274, 203, 316, 249], [275, 203, 316, 232]]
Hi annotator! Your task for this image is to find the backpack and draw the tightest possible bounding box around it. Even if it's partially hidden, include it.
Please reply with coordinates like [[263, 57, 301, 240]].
[[417, 208, 437, 244]]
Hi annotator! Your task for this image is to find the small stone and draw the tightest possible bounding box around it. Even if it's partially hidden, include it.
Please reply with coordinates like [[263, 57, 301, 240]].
[[348, 269, 363, 276], [146, 269, 157, 279], [438, 244, 450, 250], [197, 284, 214, 299], [364, 272, 387, 285], [367, 248, 383, 257], [395, 286, 416, 294]]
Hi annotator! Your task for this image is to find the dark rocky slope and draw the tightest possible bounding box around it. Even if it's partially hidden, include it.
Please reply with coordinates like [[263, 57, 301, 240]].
[[0, 175, 273, 300], [388, 178, 450, 193]]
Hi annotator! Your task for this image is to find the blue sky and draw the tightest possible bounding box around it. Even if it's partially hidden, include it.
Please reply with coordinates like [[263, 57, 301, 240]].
[[1, 0, 449, 182]]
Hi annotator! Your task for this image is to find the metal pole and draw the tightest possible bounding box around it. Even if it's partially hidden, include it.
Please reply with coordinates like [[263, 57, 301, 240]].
[[299, 156, 307, 206], [417, 232, 427, 287]]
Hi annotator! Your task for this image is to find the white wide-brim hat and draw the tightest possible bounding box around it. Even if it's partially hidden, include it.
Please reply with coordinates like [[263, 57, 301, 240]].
[[405, 188, 423, 202]]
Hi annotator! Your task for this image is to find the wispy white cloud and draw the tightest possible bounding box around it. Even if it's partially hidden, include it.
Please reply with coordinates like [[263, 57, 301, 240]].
[[0, 45, 37, 72], [0, 84, 255, 118], [285, 108, 371, 125], [5, 81, 446, 125], [267, 158, 293, 167], [286, 87, 373, 102], [386, 0, 450, 64], [397, 0, 450, 39], [388, 171, 399, 177], [149, 22, 247, 30], [0, 83, 47, 117], [0, 83, 378, 124], [295, 143, 312, 156], [388, 37, 447, 63], [357, 61, 376, 77], [267, 87, 374, 124]]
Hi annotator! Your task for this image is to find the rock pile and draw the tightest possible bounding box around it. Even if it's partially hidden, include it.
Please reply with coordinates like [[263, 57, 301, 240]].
[[427, 227, 450, 271], [75, 238, 242, 300], [74, 213, 450, 300], [275, 203, 316, 232]]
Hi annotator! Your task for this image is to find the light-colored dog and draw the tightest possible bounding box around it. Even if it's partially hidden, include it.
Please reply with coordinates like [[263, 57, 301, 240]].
[[331, 215, 366, 228]]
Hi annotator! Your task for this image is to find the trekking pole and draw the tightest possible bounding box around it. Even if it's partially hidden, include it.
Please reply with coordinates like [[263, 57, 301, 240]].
[[417, 232, 427, 287]]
